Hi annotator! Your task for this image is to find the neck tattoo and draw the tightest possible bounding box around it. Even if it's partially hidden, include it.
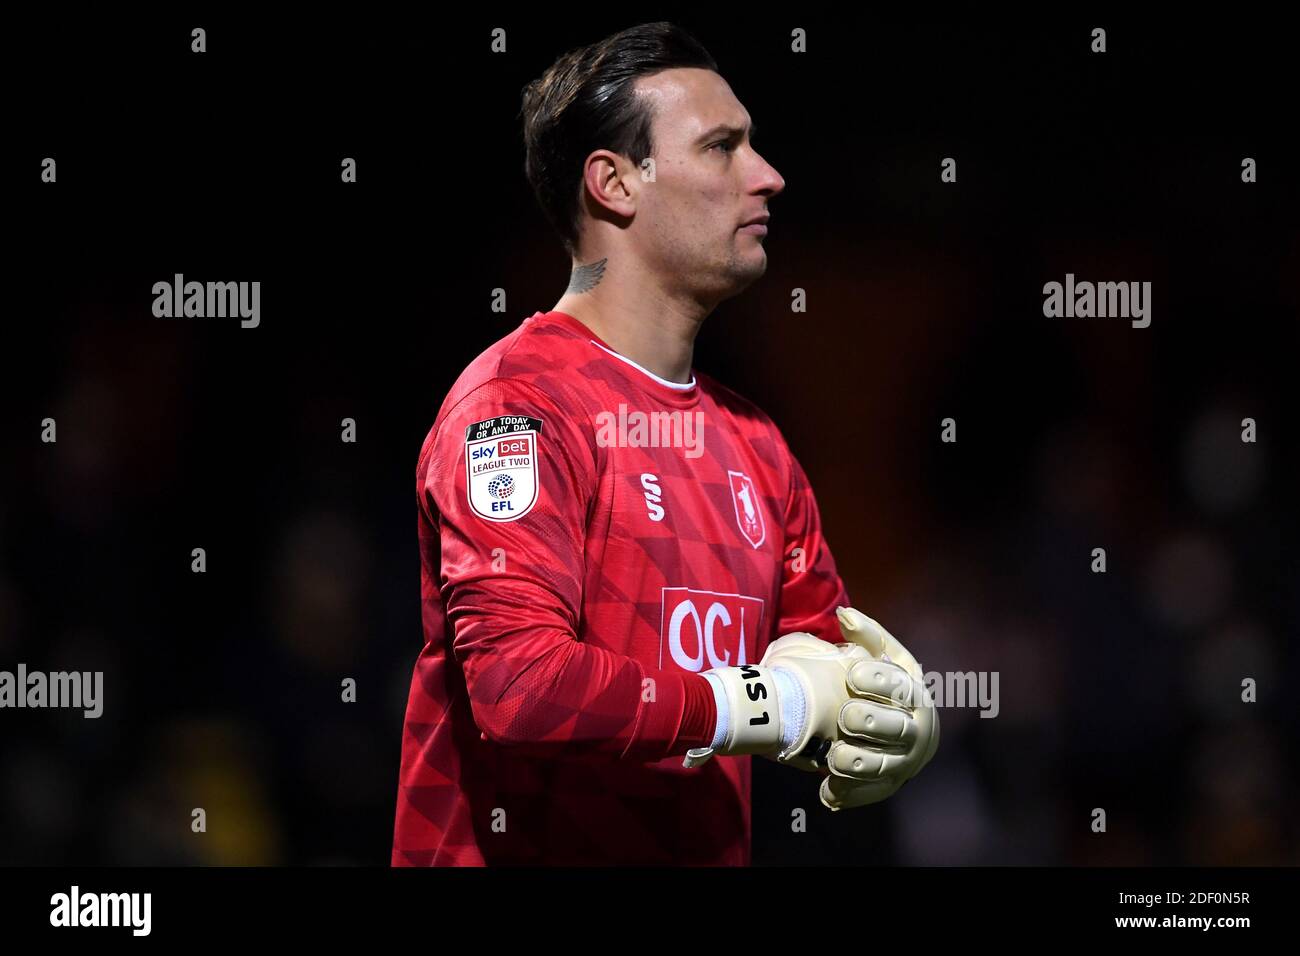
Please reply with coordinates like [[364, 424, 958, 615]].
[[566, 258, 607, 294]]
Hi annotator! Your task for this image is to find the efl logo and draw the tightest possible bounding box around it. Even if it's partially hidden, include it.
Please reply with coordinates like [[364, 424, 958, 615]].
[[660, 587, 766, 671], [465, 416, 542, 522]]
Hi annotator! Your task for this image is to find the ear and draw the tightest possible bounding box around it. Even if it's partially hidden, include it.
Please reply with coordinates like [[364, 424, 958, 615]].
[[581, 149, 640, 223]]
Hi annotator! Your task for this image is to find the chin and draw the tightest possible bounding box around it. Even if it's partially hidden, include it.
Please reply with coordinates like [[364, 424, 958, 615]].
[[720, 264, 765, 298], [739, 252, 767, 281]]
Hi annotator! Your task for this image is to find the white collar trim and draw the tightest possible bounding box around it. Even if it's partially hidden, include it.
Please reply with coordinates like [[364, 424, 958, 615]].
[[588, 339, 697, 390]]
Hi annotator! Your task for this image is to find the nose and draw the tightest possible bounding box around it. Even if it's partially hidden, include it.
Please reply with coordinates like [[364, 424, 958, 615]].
[[752, 149, 785, 198]]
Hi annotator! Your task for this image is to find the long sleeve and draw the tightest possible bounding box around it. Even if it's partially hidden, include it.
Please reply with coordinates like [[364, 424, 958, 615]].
[[421, 377, 715, 761]]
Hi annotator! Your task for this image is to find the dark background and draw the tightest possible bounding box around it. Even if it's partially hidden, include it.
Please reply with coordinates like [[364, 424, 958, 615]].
[[2, 12, 1296, 865]]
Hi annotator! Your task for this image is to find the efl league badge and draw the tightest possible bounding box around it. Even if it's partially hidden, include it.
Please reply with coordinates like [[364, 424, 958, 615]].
[[728, 470, 765, 549], [465, 416, 543, 521]]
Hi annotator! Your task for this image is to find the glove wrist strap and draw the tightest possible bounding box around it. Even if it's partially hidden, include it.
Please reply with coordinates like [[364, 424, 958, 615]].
[[683, 663, 785, 769]]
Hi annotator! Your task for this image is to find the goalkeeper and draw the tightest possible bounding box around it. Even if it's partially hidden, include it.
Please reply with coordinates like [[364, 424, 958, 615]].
[[393, 22, 938, 866]]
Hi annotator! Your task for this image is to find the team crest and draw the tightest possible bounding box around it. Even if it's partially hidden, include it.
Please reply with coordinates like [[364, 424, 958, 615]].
[[728, 470, 765, 549], [465, 416, 543, 522]]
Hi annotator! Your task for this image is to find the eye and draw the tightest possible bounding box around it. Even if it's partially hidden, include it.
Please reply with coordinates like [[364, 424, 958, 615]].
[[709, 140, 734, 155]]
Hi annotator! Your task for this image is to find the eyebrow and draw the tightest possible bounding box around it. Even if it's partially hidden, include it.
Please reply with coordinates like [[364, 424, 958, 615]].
[[694, 121, 758, 145]]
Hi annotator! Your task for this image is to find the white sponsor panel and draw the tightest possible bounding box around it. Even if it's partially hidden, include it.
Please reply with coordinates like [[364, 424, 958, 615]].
[[660, 587, 766, 671]]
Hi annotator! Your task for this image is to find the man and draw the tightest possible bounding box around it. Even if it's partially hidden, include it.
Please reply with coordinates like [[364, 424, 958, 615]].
[[393, 21, 938, 866]]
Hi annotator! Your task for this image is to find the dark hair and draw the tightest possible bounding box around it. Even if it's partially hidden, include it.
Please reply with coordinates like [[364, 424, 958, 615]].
[[520, 22, 719, 256]]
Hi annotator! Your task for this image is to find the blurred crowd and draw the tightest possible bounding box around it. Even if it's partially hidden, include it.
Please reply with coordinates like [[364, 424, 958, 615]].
[[2, 248, 1293, 865]]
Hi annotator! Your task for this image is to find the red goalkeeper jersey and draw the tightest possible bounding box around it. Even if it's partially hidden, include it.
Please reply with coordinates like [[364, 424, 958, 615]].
[[393, 310, 850, 865]]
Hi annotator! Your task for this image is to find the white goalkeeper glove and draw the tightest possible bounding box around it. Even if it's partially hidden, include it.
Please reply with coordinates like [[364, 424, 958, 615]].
[[683, 606, 940, 810]]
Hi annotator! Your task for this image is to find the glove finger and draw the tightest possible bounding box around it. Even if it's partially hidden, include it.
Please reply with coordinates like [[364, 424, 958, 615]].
[[845, 657, 921, 707], [840, 699, 920, 748], [820, 773, 902, 811], [825, 740, 922, 781], [836, 606, 925, 681]]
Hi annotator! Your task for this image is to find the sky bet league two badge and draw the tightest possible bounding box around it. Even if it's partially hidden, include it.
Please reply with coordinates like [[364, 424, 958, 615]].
[[465, 416, 543, 522]]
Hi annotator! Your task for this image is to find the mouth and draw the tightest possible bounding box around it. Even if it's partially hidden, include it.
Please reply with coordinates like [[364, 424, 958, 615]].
[[739, 215, 769, 236]]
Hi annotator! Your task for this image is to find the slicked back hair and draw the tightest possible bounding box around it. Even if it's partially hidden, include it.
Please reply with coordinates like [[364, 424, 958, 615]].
[[520, 22, 719, 257]]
